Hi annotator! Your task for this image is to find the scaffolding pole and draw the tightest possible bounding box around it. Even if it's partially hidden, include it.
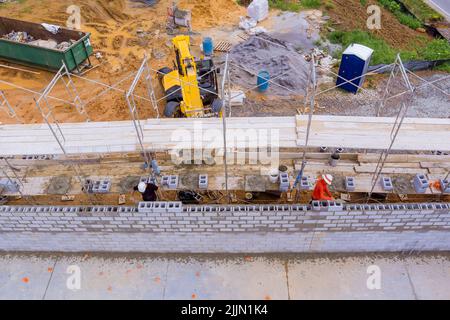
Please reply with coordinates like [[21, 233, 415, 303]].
[[0, 90, 22, 123], [367, 55, 415, 201], [294, 56, 316, 201], [221, 54, 231, 203], [34, 74, 91, 201], [125, 56, 154, 172], [0, 158, 33, 204]]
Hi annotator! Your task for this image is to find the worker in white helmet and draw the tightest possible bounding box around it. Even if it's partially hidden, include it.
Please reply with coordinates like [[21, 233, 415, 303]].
[[134, 180, 159, 202], [312, 174, 334, 201]]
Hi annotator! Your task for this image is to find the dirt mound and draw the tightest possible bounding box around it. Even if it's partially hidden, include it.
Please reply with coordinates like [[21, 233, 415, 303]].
[[230, 34, 310, 96], [327, 0, 431, 49], [80, 0, 130, 24], [179, 0, 245, 29]]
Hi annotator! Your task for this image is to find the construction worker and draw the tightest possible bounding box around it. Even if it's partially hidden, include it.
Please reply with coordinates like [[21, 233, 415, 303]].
[[135, 181, 159, 202], [312, 174, 334, 201]]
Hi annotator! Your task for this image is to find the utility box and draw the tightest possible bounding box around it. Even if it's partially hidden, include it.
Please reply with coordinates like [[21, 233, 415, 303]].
[[336, 44, 374, 94]]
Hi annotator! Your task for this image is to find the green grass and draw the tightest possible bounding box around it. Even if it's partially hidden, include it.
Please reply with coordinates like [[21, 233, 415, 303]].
[[377, 0, 423, 29], [419, 39, 450, 61], [300, 0, 322, 8], [267, 0, 322, 12], [328, 30, 450, 70], [395, 11, 422, 29], [328, 30, 398, 64], [401, 0, 443, 23]]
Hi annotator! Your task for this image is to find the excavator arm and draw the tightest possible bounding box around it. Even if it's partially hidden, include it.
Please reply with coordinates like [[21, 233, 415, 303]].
[[172, 35, 204, 117]]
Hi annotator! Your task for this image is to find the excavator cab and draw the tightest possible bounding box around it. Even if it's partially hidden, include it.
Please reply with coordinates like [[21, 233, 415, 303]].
[[159, 35, 222, 118]]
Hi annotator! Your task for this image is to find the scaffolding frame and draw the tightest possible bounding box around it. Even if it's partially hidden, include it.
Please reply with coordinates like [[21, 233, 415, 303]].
[[1, 44, 449, 204], [367, 55, 415, 201], [0, 158, 33, 204], [294, 56, 316, 200], [125, 55, 156, 171], [0, 90, 21, 123], [33, 70, 90, 196]]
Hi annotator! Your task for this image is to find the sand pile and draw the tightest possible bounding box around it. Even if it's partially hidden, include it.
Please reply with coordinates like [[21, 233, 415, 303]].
[[80, 0, 130, 24], [230, 33, 310, 96], [179, 0, 245, 29]]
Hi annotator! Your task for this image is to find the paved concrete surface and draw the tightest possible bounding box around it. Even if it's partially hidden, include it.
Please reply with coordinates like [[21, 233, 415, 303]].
[[426, 0, 450, 21], [0, 253, 449, 300]]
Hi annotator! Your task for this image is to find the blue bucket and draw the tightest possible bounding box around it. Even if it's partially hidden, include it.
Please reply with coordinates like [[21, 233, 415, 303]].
[[202, 37, 213, 56], [257, 70, 270, 92]]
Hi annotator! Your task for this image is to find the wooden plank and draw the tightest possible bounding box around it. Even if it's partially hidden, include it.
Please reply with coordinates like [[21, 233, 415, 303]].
[[358, 154, 450, 163], [354, 164, 428, 175]]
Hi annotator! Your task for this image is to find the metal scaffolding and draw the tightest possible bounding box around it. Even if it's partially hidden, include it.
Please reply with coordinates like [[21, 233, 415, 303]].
[[294, 56, 316, 201], [1, 43, 449, 205], [0, 158, 32, 204], [0, 90, 21, 123], [367, 55, 415, 201], [33, 71, 89, 196], [125, 56, 155, 171]]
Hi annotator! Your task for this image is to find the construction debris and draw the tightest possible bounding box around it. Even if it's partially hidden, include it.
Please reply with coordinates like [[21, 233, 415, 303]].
[[247, 0, 269, 22], [3, 30, 76, 51], [2, 31, 34, 43]]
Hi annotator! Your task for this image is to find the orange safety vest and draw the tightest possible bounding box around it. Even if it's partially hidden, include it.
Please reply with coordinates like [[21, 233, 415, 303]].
[[312, 178, 333, 201]]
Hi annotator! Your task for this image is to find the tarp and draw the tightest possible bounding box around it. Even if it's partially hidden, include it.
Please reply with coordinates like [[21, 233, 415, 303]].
[[368, 59, 450, 73]]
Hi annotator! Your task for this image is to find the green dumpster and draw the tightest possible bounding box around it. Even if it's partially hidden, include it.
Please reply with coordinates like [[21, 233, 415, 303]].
[[0, 16, 93, 72]]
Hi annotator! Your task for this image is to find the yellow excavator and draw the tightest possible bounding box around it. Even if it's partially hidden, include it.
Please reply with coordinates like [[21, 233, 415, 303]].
[[158, 35, 222, 118]]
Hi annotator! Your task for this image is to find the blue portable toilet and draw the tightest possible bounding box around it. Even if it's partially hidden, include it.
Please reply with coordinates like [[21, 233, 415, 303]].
[[336, 44, 374, 94]]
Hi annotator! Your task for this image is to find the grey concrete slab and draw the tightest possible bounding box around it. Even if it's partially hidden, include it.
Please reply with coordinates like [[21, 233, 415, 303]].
[[163, 257, 288, 300], [287, 256, 416, 300], [0, 255, 55, 300], [403, 257, 450, 300], [0, 253, 450, 300], [43, 256, 168, 300]]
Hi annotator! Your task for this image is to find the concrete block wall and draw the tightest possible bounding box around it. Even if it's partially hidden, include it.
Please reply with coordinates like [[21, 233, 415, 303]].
[[0, 203, 449, 253]]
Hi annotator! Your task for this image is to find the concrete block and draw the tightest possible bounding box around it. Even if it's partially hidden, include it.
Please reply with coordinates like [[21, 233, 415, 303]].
[[0, 178, 20, 192], [138, 202, 153, 213], [199, 174, 208, 189], [414, 174, 429, 193], [299, 176, 311, 190], [311, 201, 321, 211], [345, 177, 356, 192], [162, 175, 179, 189], [84, 179, 111, 194], [161, 176, 170, 186], [381, 177, 394, 191], [440, 179, 450, 194], [327, 201, 344, 212], [167, 202, 183, 213], [279, 172, 290, 192]]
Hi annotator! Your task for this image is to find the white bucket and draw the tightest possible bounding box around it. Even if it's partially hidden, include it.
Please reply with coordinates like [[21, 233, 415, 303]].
[[269, 168, 279, 183]]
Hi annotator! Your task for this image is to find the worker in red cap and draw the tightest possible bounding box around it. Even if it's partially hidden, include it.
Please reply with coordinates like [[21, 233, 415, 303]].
[[312, 174, 334, 201]]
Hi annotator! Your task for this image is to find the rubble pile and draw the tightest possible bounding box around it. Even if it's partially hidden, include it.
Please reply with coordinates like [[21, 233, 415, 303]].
[[2, 30, 75, 51], [2, 31, 34, 43]]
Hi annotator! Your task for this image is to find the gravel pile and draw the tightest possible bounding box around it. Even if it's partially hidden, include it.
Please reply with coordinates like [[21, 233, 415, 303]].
[[229, 33, 310, 96]]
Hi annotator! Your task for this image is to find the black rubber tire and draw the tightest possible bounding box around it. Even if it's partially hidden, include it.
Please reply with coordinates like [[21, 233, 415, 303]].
[[158, 67, 172, 81], [164, 101, 180, 118]]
